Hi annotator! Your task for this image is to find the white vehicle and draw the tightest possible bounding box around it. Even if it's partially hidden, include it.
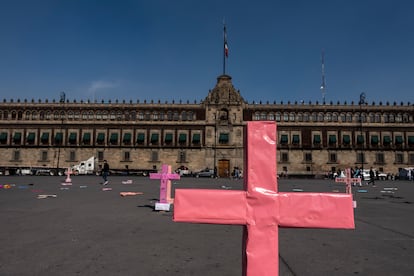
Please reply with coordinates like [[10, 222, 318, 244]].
[[72, 156, 97, 175], [361, 169, 387, 181]]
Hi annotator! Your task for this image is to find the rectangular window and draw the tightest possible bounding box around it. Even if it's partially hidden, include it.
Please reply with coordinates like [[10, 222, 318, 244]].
[[151, 151, 158, 162], [395, 153, 404, 164], [408, 136, 414, 146], [328, 135, 336, 145], [97, 151, 104, 161], [13, 150, 20, 161], [219, 133, 229, 144], [124, 151, 130, 161], [41, 151, 48, 161], [281, 152, 289, 162], [357, 135, 364, 145], [97, 133, 105, 144], [54, 132, 63, 144], [292, 135, 300, 145], [313, 134, 321, 145], [304, 153, 312, 162], [192, 133, 200, 144], [69, 151, 76, 162], [376, 152, 384, 164], [179, 151, 186, 163], [136, 133, 145, 144], [342, 135, 350, 145], [383, 136, 391, 146], [371, 135, 379, 145], [395, 136, 403, 145], [13, 132, 22, 144], [41, 132, 49, 144], [27, 132, 36, 144], [69, 132, 77, 145], [151, 133, 159, 144], [109, 133, 118, 145], [82, 133, 91, 145], [165, 133, 173, 144], [408, 154, 414, 165], [123, 133, 131, 144], [280, 134, 288, 145], [179, 133, 187, 144], [329, 153, 337, 163], [357, 152, 365, 164]]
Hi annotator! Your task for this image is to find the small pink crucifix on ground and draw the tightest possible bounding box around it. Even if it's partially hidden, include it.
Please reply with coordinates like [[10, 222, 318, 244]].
[[61, 167, 73, 185], [150, 164, 180, 211], [173, 122, 355, 276], [335, 168, 361, 194]]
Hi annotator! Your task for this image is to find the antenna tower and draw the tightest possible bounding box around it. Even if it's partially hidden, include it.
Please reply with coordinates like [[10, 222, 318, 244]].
[[320, 50, 326, 103]]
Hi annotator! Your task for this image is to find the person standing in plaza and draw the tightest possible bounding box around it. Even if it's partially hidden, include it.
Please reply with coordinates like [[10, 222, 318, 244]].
[[367, 167, 376, 187], [102, 160, 110, 185]]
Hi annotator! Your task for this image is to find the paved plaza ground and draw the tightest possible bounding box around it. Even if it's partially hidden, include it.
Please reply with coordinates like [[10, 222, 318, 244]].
[[0, 175, 413, 275]]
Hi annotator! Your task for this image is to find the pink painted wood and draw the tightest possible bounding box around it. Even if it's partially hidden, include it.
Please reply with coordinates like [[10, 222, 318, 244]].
[[174, 122, 355, 276], [335, 168, 361, 194], [150, 164, 180, 204]]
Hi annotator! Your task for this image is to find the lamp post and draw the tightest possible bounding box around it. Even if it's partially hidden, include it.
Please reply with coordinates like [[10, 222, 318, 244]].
[[213, 111, 217, 178], [56, 92, 65, 173], [359, 92, 366, 178]]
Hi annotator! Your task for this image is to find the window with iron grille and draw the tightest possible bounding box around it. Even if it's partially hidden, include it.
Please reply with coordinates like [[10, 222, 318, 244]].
[[41, 151, 48, 161], [69, 151, 76, 162], [329, 153, 337, 163], [281, 152, 289, 162], [395, 153, 404, 164]]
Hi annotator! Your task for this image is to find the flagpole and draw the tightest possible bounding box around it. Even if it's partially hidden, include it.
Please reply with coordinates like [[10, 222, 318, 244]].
[[223, 24, 226, 75], [223, 23, 228, 75]]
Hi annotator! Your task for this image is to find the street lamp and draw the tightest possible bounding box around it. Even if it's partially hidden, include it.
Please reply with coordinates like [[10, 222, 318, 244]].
[[359, 92, 366, 178]]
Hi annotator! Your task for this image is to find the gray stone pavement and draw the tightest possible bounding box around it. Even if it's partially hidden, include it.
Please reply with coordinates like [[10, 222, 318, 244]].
[[0, 175, 413, 275]]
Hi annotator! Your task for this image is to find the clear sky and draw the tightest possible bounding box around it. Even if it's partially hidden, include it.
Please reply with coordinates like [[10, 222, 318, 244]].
[[1, 0, 413, 104]]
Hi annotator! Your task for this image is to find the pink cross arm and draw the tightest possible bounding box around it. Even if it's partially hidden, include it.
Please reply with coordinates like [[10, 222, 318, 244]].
[[174, 189, 247, 224], [277, 192, 355, 228]]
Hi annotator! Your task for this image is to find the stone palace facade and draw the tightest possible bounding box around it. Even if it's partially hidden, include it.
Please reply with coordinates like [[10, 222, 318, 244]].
[[0, 74, 413, 177]]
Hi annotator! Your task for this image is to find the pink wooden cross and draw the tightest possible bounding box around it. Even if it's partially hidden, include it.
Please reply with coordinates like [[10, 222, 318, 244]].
[[174, 122, 355, 276], [150, 164, 180, 204], [335, 168, 361, 194]]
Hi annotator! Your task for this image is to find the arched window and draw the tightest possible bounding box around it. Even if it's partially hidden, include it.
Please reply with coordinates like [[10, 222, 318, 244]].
[[261, 112, 267, 120], [318, 113, 324, 122], [54, 111, 59, 120], [289, 113, 295, 121], [181, 111, 187, 121], [275, 112, 281, 122], [283, 112, 289, 122], [268, 113, 275, 121], [173, 111, 179, 121], [187, 111, 193, 121], [25, 111, 31, 120], [254, 112, 260, 121], [138, 112, 144, 120]]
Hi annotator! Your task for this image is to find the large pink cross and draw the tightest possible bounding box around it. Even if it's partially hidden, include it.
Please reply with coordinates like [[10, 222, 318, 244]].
[[150, 164, 180, 204], [335, 168, 361, 194], [173, 122, 355, 276]]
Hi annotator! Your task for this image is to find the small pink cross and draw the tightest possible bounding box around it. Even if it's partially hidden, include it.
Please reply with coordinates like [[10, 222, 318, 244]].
[[335, 168, 361, 194], [174, 122, 355, 276], [150, 164, 180, 204]]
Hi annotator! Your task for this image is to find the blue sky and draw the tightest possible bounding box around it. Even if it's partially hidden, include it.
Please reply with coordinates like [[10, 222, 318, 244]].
[[1, 0, 413, 104]]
